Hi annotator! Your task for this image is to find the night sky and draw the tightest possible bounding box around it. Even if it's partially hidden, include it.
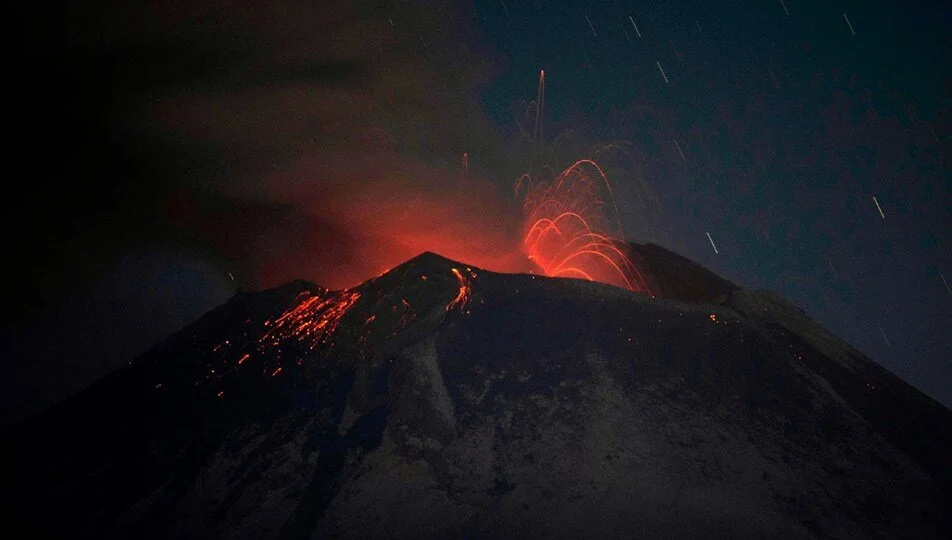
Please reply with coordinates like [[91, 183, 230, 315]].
[[5, 0, 950, 427]]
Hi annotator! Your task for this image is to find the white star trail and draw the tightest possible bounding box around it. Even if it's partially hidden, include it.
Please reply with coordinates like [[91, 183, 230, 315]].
[[629, 16, 642, 38], [706, 232, 719, 254], [872, 196, 885, 219], [843, 13, 856, 36], [657, 61, 668, 83], [779, 0, 789, 16], [673, 139, 686, 161], [586, 15, 597, 37], [941, 273, 951, 296]]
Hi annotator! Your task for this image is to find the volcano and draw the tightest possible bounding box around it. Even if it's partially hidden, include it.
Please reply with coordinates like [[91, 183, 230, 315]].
[[3, 245, 950, 538]]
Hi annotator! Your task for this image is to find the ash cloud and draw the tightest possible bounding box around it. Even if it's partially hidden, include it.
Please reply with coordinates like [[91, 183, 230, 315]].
[[12, 0, 518, 298], [6, 0, 519, 425], [135, 0, 522, 287]]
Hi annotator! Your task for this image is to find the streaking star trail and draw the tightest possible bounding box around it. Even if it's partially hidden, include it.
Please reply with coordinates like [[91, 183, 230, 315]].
[[873, 196, 885, 219], [843, 13, 856, 36], [629, 16, 642, 38], [706, 232, 719, 254], [657, 61, 669, 83]]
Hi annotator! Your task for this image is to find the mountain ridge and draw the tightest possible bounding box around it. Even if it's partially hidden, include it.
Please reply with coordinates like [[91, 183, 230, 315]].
[[3, 245, 950, 538]]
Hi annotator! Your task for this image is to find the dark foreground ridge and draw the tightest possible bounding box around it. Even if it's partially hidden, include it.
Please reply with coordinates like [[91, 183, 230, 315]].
[[3, 245, 950, 538]]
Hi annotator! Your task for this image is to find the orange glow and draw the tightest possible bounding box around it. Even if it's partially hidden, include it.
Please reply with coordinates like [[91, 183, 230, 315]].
[[254, 156, 533, 291], [220, 141, 651, 294], [446, 267, 472, 312], [517, 159, 652, 293], [259, 289, 361, 352], [237, 353, 250, 365]]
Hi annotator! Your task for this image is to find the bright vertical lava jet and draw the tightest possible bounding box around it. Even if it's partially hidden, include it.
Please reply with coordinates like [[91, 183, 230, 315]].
[[515, 71, 652, 294]]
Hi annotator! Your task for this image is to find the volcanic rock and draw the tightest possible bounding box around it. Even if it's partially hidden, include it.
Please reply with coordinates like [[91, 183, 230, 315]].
[[2, 247, 950, 538]]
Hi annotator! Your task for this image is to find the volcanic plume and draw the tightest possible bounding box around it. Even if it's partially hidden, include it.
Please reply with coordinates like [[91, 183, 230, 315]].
[[187, 70, 655, 297], [227, 140, 654, 296]]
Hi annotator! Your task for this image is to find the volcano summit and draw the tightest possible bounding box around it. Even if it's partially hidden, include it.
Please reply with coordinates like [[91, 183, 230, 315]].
[[3, 246, 950, 538]]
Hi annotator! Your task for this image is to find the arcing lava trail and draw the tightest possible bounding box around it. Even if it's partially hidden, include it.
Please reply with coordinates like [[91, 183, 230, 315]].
[[517, 158, 653, 293]]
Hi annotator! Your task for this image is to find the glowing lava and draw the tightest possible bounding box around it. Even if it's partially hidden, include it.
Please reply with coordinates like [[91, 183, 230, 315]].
[[260, 289, 361, 352], [446, 267, 474, 312], [516, 159, 652, 293]]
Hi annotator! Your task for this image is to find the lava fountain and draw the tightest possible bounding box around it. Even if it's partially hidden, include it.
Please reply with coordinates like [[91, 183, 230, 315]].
[[516, 158, 652, 294], [513, 70, 652, 294]]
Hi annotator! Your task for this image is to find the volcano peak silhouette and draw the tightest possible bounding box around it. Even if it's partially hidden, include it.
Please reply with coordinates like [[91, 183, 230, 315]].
[[3, 244, 950, 538]]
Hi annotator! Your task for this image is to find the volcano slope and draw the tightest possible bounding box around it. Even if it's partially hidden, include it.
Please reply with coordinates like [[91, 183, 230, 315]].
[[2, 248, 950, 539]]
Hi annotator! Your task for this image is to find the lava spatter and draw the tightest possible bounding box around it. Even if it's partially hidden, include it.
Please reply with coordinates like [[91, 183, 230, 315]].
[[260, 290, 362, 352], [517, 159, 652, 294]]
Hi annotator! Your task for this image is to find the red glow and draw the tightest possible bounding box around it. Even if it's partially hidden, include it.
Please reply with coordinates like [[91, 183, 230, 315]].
[[172, 127, 654, 294], [256, 154, 533, 291], [260, 289, 361, 352], [169, 117, 652, 294], [446, 268, 472, 312], [517, 159, 652, 293]]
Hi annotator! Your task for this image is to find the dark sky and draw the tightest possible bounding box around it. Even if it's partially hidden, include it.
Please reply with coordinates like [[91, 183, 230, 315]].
[[5, 0, 950, 426]]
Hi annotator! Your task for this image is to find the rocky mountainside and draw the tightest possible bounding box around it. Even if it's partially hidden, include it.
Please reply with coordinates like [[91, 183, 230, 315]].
[[3, 246, 950, 539]]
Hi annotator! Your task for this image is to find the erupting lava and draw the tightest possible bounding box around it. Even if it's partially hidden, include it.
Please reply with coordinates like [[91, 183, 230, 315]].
[[236, 70, 652, 296], [261, 289, 362, 352], [512, 70, 652, 293], [446, 267, 475, 312], [516, 159, 652, 293]]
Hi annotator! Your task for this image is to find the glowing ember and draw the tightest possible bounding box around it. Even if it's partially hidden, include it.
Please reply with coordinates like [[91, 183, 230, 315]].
[[259, 289, 361, 352], [446, 267, 473, 312], [392, 298, 416, 332], [516, 159, 652, 293]]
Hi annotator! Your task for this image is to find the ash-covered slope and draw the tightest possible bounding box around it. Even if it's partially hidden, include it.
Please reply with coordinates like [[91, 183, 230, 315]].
[[3, 249, 950, 539], [630, 242, 737, 303]]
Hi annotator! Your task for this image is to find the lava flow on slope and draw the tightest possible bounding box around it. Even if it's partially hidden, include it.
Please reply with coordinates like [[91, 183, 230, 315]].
[[3, 249, 952, 539], [181, 253, 484, 400]]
